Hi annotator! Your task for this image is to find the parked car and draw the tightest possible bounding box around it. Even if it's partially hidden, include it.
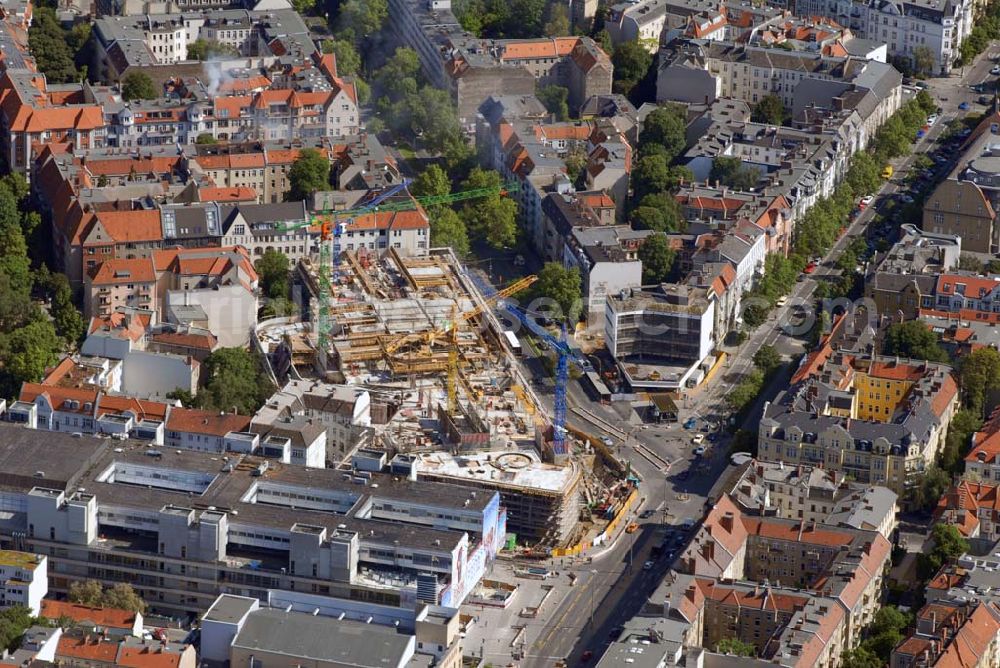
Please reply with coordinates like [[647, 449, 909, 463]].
[[691, 433, 705, 446], [683, 417, 697, 429], [776, 295, 789, 307], [992, 65, 1000, 75], [927, 114, 939, 125], [959, 101, 971, 110], [640, 509, 655, 519], [642, 560, 655, 571], [804, 262, 817, 274], [693, 446, 706, 457], [625, 522, 639, 534], [859, 195, 874, 209], [900, 194, 915, 204]]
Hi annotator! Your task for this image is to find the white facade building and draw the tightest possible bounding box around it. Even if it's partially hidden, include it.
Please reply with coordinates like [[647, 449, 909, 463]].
[[0, 552, 47, 615]]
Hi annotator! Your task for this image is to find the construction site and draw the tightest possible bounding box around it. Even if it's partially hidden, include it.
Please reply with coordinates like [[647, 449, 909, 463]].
[[255, 235, 632, 549]]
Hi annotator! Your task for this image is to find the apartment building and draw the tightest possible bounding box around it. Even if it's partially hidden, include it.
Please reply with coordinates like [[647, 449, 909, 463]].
[[606, 0, 787, 52], [0, 551, 46, 615], [84, 246, 258, 342], [0, 71, 105, 176], [724, 459, 899, 539], [795, 0, 972, 74], [759, 350, 960, 496], [605, 283, 717, 390], [934, 480, 1000, 544], [387, 0, 612, 122], [891, 600, 1000, 668], [965, 406, 1000, 484], [923, 179, 997, 254], [864, 224, 960, 319], [641, 494, 892, 665], [0, 423, 505, 617]]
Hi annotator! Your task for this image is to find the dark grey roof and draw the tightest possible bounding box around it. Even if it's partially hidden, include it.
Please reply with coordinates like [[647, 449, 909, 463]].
[[202, 594, 257, 625], [222, 201, 307, 227], [232, 608, 412, 665]]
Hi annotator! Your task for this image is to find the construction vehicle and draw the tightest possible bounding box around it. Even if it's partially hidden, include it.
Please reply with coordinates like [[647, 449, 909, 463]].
[[275, 180, 521, 355]]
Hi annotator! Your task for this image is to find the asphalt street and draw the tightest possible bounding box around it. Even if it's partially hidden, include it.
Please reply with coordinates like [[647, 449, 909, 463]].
[[464, 49, 1000, 667]]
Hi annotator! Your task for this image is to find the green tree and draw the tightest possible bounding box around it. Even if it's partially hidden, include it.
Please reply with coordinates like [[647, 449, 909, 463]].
[[69, 580, 146, 613], [917, 523, 969, 579], [407, 87, 465, 155], [337, 0, 389, 39], [912, 45, 935, 76], [255, 249, 290, 301], [531, 262, 582, 323], [960, 347, 1000, 416], [321, 39, 361, 76], [186, 39, 238, 61], [840, 647, 883, 668], [195, 133, 217, 145], [101, 583, 148, 614], [429, 208, 470, 256], [870, 606, 911, 637], [751, 94, 789, 125], [121, 71, 157, 101], [411, 164, 451, 200], [753, 345, 782, 374], [728, 369, 765, 413], [537, 85, 570, 121], [287, 148, 330, 201], [884, 320, 948, 362], [631, 153, 672, 201], [715, 638, 755, 657], [0, 318, 61, 398], [612, 40, 652, 97], [639, 105, 687, 162], [565, 147, 588, 183], [28, 8, 79, 83], [196, 348, 274, 415], [459, 168, 517, 248], [941, 409, 982, 473], [908, 465, 950, 513], [638, 233, 675, 284], [47, 274, 85, 345], [710, 157, 761, 191], [0, 606, 36, 653], [291, 0, 315, 14], [544, 3, 570, 36]]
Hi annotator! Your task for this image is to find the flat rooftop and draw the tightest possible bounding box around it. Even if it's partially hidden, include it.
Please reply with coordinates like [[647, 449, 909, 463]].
[[0, 424, 488, 552], [232, 608, 412, 666], [202, 594, 257, 625], [414, 449, 578, 495], [0, 550, 42, 571]]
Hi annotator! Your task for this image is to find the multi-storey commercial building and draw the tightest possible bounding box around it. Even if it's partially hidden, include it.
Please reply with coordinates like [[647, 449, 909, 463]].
[[604, 283, 717, 390], [0, 423, 505, 617]]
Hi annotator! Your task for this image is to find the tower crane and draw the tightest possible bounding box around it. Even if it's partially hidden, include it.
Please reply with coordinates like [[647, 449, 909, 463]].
[[276, 180, 521, 353]]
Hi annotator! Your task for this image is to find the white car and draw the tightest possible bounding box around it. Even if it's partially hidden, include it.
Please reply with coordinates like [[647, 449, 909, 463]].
[[859, 195, 874, 209], [643, 560, 655, 570], [992, 65, 1000, 75], [926, 114, 939, 125], [691, 433, 705, 446], [776, 295, 788, 307]]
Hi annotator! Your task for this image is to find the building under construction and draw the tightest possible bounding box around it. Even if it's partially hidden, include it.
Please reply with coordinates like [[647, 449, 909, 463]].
[[290, 246, 627, 548]]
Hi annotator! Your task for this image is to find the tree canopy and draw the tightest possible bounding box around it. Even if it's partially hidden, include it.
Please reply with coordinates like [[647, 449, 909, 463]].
[[28, 7, 80, 84], [429, 208, 470, 256], [612, 40, 652, 97], [459, 168, 517, 249], [453, 0, 546, 38], [638, 233, 675, 284], [255, 249, 290, 301], [959, 347, 1000, 416], [69, 580, 147, 613], [884, 320, 948, 363], [121, 71, 157, 101], [715, 638, 755, 657], [193, 348, 275, 415], [321, 39, 361, 76], [751, 95, 789, 126], [710, 157, 761, 191], [752, 345, 782, 374], [537, 85, 570, 121], [531, 262, 582, 323], [287, 148, 330, 201], [639, 105, 687, 162], [186, 39, 238, 61]]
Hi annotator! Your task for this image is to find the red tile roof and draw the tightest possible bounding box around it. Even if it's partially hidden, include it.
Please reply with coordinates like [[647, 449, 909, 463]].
[[42, 600, 137, 630], [500, 37, 581, 61], [56, 635, 120, 663], [88, 257, 157, 285], [166, 407, 250, 436], [89, 210, 163, 244]]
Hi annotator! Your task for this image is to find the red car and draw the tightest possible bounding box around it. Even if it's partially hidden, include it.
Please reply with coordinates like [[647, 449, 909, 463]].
[[804, 262, 817, 274]]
